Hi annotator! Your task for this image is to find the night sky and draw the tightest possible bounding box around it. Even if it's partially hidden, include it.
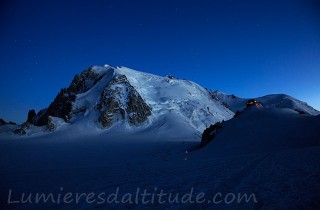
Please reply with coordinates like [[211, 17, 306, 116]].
[[1, 0, 319, 123]]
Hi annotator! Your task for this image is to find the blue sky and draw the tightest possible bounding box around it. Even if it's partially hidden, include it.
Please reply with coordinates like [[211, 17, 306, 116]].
[[1, 0, 319, 123]]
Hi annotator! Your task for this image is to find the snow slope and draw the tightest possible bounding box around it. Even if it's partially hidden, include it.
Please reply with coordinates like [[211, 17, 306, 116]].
[[113, 66, 233, 133], [195, 104, 320, 156], [189, 104, 320, 209], [67, 65, 234, 140], [0, 105, 319, 209], [211, 90, 320, 115]]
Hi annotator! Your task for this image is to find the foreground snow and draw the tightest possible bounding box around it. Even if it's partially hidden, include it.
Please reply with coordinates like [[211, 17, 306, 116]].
[[0, 106, 319, 209]]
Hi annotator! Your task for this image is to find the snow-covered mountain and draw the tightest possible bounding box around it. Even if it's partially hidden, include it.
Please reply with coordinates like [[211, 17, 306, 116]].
[[9, 65, 234, 139], [1, 65, 319, 209], [210, 90, 320, 115], [2, 65, 319, 140]]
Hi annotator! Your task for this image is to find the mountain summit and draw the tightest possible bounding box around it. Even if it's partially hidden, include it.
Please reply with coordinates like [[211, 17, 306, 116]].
[[11, 65, 235, 139]]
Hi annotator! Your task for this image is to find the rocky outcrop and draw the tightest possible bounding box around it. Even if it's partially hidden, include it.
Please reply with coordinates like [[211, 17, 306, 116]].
[[0, 118, 16, 126], [0, 119, 6, 126], [21, 67, 151, 130], [68, 66, 105, 94], [34, 108, 49, 126], [30, 88, 76, 127], [126, 88, 152, 125], [16, 66, 151, 131], [14, 122, 31, 135], [27, 109, 37, 124], [99, 75, 151, 128], [46, 116, 65, 131], [34, 66, 106, 126], [200, 122, 222, 146], [42, 88, 76, 122]]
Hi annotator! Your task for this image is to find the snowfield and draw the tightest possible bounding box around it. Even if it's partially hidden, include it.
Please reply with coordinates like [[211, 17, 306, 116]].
[[1, 107, 319, 209], [0, 65, 319, 209]]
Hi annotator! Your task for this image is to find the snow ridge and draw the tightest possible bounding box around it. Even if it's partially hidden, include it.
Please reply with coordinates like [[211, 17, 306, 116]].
[[211, 90, 319, 115]]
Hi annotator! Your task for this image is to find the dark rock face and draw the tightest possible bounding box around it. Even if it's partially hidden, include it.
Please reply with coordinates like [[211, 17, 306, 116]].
[[46, 116, 65, 131], [27, 110, 37, 124], [34, 108, 48, 126], [294, 109, 306, 115], [18, 66, 151, 131], [68, 66, 105, 94], [34, 88, 75, 126], [0, 118, 16, 126], [14, 122, 31, 135], [99, 75, 151, 128], [200, 122, 222, 146], [47, 120, 55, 131], [46, 88, 76, 121], [0, 119, 6, 126], [126, 89, 151, 125], [234, 110, 241, 117], [34, 66, 105, 126]]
